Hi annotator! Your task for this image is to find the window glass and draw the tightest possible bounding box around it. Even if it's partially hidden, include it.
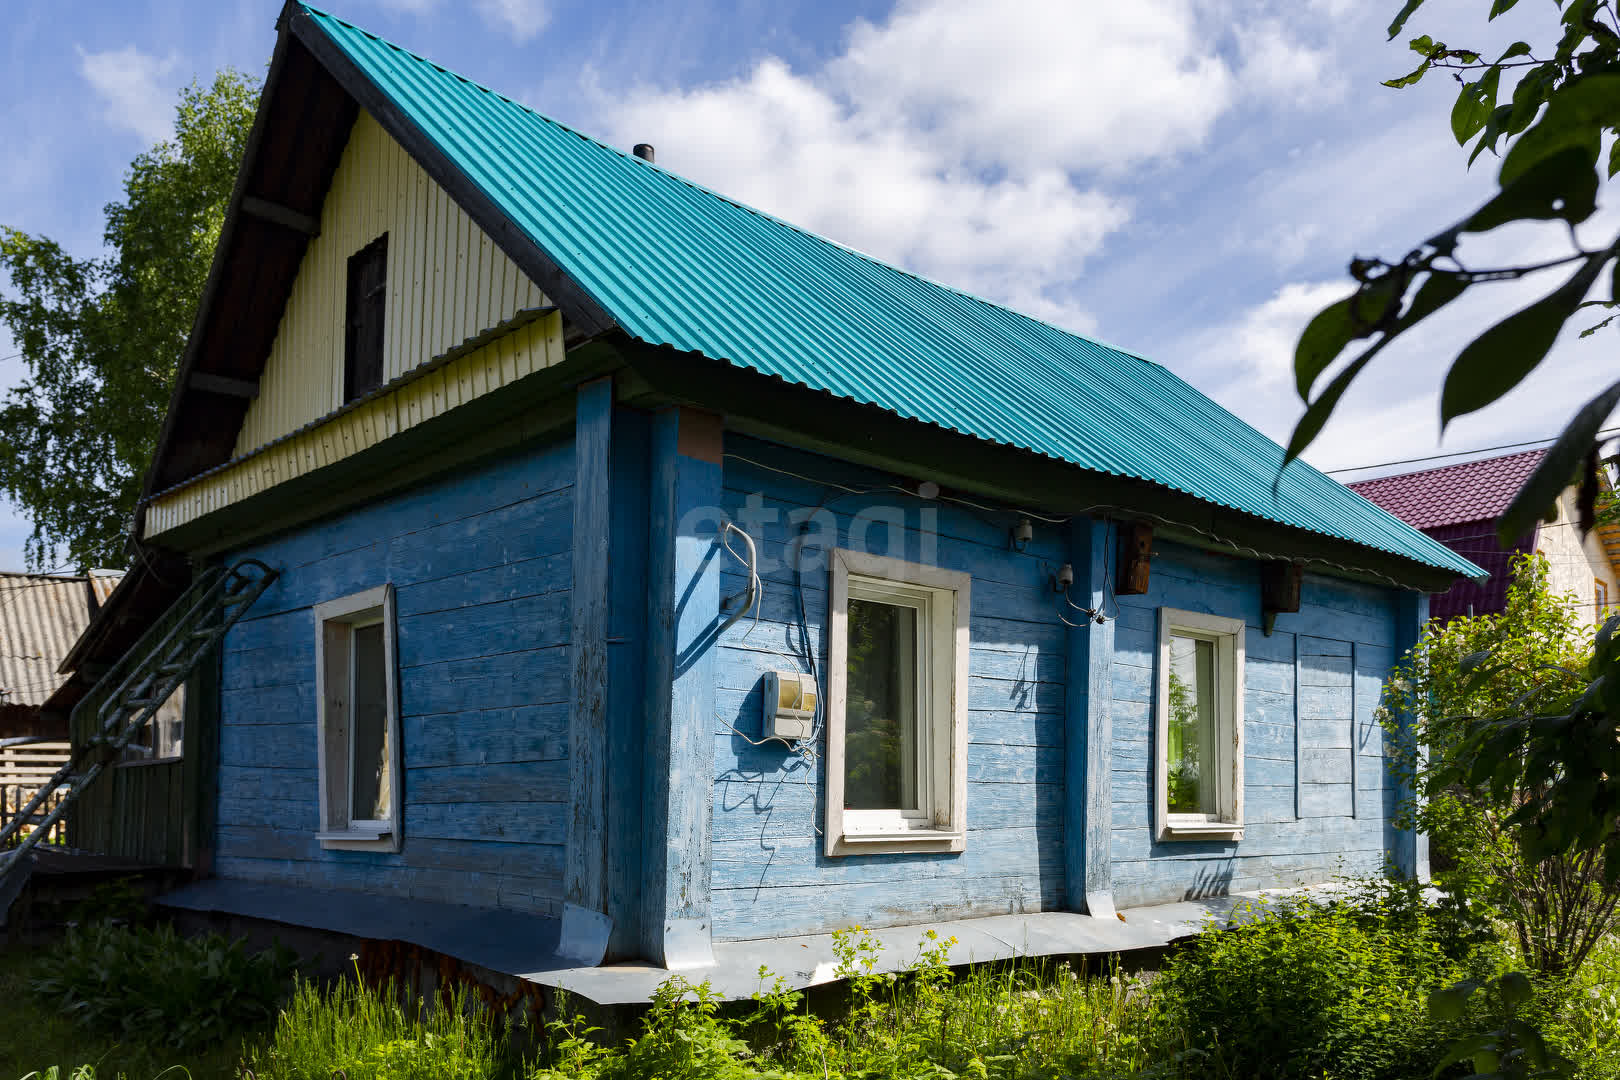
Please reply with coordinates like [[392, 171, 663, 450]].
[[344, 235, 388, 402], [1166, 633, 1217, 815], [350, 622, 391, 821], [844, 597, 918, 811]]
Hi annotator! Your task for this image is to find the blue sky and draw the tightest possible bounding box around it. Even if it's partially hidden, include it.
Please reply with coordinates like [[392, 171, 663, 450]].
[[1, 0, 1614, 570]]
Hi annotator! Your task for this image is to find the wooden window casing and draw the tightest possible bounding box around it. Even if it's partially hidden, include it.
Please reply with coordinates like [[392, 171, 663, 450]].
[[825, 548, 969, 856], [1155, 608, 1245, 842], [313, 584, 401, 852]]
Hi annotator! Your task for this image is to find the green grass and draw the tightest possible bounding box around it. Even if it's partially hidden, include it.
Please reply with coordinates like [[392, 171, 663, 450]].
[[0, 943, 247, 1080]]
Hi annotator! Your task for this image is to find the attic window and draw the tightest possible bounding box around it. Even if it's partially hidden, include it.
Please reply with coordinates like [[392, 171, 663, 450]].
[[344, 234, 388, 402]]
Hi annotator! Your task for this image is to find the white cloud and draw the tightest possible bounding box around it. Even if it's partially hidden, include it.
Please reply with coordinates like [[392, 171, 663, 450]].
[[1235, 19, 1344, 107], [76, 45, 179, 144], [829, 0, 1236, 173], [475, 0, 551, 43], [587, 0, 1303, 336]]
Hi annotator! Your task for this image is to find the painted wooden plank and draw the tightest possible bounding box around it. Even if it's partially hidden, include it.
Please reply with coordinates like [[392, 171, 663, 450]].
[[398, 646, 569, 714], [640, 408, 722, 965], [407, 760, 569, 804], [404, 801, 567, 846], [711, 827, 1060, 890], [394, 551, 569, 619], [401, 703, 568, 767], [1393, 591, 1429, 881], [567, 378, 613, 924], [1067, 518, 1112, 916], [1298, 781, 1354, 818], [602, 408, 651, 958], [712, 875, 1063, 942], [711, 777, 1066, 843], [396, 589, 570, 665]]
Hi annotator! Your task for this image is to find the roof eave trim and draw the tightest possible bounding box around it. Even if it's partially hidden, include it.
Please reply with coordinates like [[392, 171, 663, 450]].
[[285, 4, 618, 346], [139, 14, 302, 517]]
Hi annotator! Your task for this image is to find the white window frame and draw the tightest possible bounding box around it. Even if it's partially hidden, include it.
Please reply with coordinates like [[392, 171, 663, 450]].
[[313, 584, 401, 852], [825, 548, 969, 856], [1155, 608, 1245, 842]]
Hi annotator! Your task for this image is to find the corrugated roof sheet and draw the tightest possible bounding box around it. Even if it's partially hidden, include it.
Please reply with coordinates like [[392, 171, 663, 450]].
[[1347, 449, 1549, 530], [0, 571, 120, 706], [297, 4, 1482, 581]]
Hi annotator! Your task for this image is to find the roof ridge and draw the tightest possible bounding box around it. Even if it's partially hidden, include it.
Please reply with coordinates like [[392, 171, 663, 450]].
[[1347, 446, 1548, 489], [294, 3, 1159, 367]]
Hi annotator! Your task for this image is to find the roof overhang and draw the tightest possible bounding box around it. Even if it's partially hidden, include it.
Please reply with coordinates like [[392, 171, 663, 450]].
[[614, 341, 1469, 593], [138, 1, 621, 536]]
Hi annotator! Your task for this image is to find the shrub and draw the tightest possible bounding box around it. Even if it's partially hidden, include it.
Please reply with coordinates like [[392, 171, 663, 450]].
[[1381, 553, 1620, 979], [244, 973, 515, 1080], [1149, 887, 1467, 1079], [30, 922, 295, 1052]]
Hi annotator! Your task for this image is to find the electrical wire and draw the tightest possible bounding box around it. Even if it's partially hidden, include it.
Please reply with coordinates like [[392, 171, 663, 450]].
[[1326, 426, 1620, 475]]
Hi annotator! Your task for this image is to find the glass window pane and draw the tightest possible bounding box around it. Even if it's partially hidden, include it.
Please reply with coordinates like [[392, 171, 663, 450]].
[[351, 623, 391, 821], [1167, 634, 1217, 815], [844, 597, 918, 811]]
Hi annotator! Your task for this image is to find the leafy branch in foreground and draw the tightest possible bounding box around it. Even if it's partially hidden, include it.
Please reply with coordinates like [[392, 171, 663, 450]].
[[1289, 0, 1620, 547]]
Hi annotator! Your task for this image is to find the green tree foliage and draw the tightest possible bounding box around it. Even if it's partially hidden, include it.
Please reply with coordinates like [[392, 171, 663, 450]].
[[1288, 0, 1620, 544], [1381, 553, 1620, 978], [0, 70, 258, 570], [1290, 0, 1620, 885]]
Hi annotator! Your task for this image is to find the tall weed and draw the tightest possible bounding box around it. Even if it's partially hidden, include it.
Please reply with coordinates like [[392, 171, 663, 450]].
[[243, 973, 515, 1080]]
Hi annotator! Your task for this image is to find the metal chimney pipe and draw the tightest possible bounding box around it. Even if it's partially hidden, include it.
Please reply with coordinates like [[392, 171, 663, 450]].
[[633, 143, 655, 162]]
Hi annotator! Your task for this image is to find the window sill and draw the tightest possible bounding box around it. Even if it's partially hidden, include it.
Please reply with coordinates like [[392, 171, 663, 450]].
[[316, 828, 396, 852], [828, 829, 965, 856], [1158, 819, 1244, 843]]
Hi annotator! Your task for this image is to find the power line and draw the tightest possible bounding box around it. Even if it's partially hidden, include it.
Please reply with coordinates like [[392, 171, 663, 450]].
[[1327, 426, 1620, 476]]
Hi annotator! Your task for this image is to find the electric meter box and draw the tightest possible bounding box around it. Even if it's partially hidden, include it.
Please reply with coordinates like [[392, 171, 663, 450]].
[[761, 670, 817, 742]]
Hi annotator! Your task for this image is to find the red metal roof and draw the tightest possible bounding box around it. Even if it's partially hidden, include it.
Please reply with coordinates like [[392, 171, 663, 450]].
[[1346, 449, 1549, 530]]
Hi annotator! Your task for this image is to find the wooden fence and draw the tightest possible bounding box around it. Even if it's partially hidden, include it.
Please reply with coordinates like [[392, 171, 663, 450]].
[[1, 739, 71, 848]]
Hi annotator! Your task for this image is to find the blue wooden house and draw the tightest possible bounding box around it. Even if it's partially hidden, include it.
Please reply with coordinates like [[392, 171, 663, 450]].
[[93, 3, 1482, 980]]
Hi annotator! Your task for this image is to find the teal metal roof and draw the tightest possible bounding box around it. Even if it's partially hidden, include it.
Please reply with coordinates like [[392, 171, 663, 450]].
[[294, 4, 1483, 581]]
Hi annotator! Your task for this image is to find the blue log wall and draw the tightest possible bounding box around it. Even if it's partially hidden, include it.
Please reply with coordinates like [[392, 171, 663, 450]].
[[1108, 541, 1403, 908], [212, 438, 575, 915], [711, 440, 1069, 940]]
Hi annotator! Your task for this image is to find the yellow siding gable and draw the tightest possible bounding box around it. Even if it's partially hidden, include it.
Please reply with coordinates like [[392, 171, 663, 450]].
[[144, 311, 564, 539], [233, 108, 553, 455]]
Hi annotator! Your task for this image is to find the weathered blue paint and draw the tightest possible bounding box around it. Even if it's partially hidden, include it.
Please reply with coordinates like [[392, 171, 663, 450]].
[[213, 438, 575, 916], [1392, 591, 1430, 882], [1292, 634, 1302, 821], [639, 409, 724, 966], [201, 418, 1432, 953], [565, 378, 612, 955], [1109, 541, 1404, 908], [710, 440, 1066, 941], [604, 407, 650, 959], [1065, 519, 1114, 917]]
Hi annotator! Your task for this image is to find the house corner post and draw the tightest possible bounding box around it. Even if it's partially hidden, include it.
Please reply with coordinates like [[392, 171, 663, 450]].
[[1393, 590, 1430, 883], [640, 407, 722, 968], [563, 378, 614, 964], [1065, 518, 1115, 917]]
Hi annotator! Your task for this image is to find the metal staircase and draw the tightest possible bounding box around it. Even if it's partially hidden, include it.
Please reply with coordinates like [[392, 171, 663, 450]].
[[0, 559, 278, 910]]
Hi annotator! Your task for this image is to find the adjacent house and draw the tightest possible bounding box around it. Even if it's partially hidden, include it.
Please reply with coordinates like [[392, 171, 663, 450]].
[[48, 2, 1480, 986], [1348, 449, 1619, 623], [0, 570, 119, 827]]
